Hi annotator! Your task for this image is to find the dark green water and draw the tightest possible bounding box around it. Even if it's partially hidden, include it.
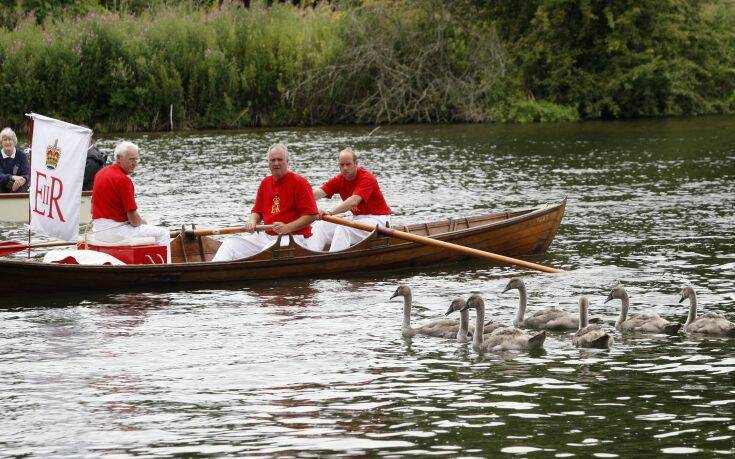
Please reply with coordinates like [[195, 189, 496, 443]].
[[0, 116, 733, 457]]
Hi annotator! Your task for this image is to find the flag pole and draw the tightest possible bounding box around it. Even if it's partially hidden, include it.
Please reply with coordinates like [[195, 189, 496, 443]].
[[26, 117, 33, 259]]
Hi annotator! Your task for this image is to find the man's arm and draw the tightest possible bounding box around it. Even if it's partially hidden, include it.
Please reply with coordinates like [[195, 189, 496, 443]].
[[325, 194, 362, 216], [313, 187, 327, 200], [127, 210, 146, 227], [272, 214, 317, 235]]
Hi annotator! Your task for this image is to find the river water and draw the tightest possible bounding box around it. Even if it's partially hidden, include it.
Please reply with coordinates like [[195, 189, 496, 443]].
[[1, 117, 733, 457]]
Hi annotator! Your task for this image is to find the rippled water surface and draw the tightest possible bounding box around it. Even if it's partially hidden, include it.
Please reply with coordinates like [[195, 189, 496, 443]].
[[1, 117, 734, 457]]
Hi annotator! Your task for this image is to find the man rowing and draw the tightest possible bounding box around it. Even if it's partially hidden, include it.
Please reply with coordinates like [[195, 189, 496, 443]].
[[90, 141, 171, 262], [212, 143, 318, 261], [308, 147, 392, 252]]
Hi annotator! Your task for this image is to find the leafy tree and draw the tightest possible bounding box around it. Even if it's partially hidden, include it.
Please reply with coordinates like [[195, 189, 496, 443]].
[[480, 0, 735, 118]]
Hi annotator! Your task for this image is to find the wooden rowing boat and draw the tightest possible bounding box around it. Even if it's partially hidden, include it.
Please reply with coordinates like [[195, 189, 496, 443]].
[[1, 200, 565, 293], [0, 190, 93, 223]]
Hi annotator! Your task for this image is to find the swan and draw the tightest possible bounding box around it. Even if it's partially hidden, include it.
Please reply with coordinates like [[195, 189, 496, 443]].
[[572, 296, 613, 348], [445, 298, 471, 343], [679, 286, 735, 336], [390, 285, 464, 338], [444, 298, 509, 343], [604, 285, 681, 335], [503, 277, 579, 331], [460, 294, 545, 352]]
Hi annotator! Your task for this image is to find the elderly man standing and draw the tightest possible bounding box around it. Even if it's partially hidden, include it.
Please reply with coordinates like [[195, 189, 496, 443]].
[[309, 147, 392, 252], [212, 143, 318, 261], [0, 127, 30, 193], [91, 141, 171, 262]]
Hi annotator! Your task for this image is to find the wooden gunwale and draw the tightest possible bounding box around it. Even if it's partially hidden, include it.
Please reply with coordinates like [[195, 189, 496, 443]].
[[0, 190, 93, 200], [0, 200, 565, 293]]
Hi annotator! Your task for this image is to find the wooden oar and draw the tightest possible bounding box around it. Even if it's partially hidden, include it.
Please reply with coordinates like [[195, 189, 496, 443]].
[[181, 225, 273, 239], [0, 225, 275, 256], [0, 240, 82, 256], [322, 215, 564, 274]]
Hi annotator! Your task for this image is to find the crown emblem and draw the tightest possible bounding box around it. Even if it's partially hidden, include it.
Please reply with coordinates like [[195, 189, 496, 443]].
[[46, 139, 61, 170]]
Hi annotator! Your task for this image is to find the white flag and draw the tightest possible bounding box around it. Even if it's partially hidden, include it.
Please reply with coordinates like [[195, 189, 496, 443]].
[[27, 113, 92, 242]]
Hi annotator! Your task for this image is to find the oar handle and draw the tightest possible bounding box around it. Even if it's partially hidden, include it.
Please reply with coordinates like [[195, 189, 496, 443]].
[[321, 215, 564, 274], [179, 225, 274, 239]]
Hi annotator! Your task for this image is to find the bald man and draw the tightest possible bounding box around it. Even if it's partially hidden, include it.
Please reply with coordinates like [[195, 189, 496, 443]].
[[212, 143, 318, 261], [309, 148, 392, 252]]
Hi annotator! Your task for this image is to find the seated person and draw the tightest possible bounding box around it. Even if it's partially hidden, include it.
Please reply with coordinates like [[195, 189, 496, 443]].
[[91, 141, 171, 262], [0, 127, 29, 193], [309, 148, 392, 252], [212, 143, 318, 261], [83, 135, 108, 191]]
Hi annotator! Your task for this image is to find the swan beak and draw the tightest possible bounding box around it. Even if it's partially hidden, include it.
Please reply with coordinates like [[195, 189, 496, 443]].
[[501, 282, 512, 293], [604, 292, 613, 304], [390, 291, 400, 300], [678, 295, 685, 303], [445, 305, 454, 316], [459, 303, 470, 312]]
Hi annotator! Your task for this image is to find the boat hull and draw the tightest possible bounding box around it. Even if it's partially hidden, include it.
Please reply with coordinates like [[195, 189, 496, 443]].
[[1, 201, 565, 293], [0, 191, 93, 223]]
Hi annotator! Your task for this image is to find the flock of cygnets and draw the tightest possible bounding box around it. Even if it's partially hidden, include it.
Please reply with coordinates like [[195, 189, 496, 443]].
[[389, 278, 735, 353]]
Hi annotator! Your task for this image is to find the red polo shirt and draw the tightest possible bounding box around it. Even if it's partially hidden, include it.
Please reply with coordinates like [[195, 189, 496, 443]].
[[321, 167, 392, 216], [252, 171, 318, 237], [91, 164, 137, 222]]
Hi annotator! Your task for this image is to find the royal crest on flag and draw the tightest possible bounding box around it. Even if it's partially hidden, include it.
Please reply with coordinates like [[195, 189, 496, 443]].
[[26, 113, 92, 242], [45, 139, 61, 170]]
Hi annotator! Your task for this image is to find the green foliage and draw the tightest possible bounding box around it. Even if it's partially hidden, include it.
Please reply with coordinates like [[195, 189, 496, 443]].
[[503, 100, 579, 123], [0, 3, 350, 131], [0, 0, 731, 131], [481, 0, 735, 119], [294, 0, 511, 124], [0, 0, 102, 25]]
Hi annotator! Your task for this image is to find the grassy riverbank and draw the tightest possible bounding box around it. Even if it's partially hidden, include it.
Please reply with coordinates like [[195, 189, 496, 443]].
[[0, 0, 733, 132]]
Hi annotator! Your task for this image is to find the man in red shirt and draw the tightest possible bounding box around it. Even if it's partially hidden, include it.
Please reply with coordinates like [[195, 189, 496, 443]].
[[308, 147, 392, 252], [91, 141, 171, 262], [212, 143, 318, 261]]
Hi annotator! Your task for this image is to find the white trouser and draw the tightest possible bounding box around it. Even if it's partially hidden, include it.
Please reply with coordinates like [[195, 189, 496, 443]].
[[308, 214, 391, 252], [212, 232, 308, 262], [92, 218, 172, 263]]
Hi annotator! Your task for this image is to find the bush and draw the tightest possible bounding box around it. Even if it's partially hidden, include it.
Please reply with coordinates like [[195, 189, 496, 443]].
[[293, 0, 511, 124], [503, 100, 579, 123], [0, 3, 349, 131], [483, 0, 735, 119]]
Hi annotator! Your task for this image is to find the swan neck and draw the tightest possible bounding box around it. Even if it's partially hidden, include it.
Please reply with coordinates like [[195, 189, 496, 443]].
[[458, 308, 469, 340], [616, 292, 629, 327], [402, 293, 412, 332], [579, 306, 588, 329], [473, 302, 485, 349], [514, 286, 527, 326], [686, 292, 698, 325]]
